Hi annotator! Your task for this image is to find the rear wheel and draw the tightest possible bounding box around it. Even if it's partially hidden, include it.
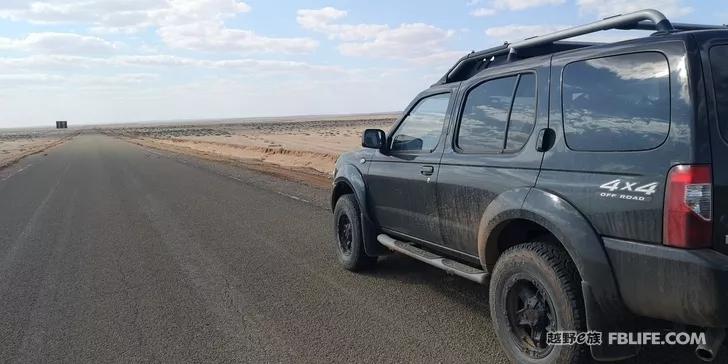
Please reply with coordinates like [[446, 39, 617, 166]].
[[333, 194, 376, 271], [490, 242, 587, 364]]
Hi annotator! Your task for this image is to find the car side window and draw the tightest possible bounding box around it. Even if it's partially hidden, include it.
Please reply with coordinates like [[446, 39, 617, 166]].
[[457, 73, 537, 153], [506, 74, 537, 152], [390, 93, 450, 152], [562, 52, 670, 152]]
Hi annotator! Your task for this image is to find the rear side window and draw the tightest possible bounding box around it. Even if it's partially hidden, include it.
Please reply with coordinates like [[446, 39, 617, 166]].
[[457, 73, 537, 153], [562, 52, 670, 152], [390, 93, 450, 152], [710, 45, 728, 141], [507, 74, 537, 151]]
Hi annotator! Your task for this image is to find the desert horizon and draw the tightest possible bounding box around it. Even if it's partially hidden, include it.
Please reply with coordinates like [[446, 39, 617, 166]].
[[0, 111, 402, 130], [1, 112, 401, 185]]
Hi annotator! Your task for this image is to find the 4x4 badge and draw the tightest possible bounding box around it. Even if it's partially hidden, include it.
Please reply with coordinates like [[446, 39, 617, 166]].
[[599, 179, 659, 202]]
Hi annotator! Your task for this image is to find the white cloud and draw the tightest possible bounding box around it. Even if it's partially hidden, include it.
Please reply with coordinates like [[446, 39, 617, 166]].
[[338, 23, 456, 59], [158, 21, 318, 53], [0, 54, 356, 78], [296, 7, 387, 41], [296, 7, 347, 31], [470, 8, 497, 17], [0, 1, 168, 26], [0, 72, 158, 88], [206, 59, 350, 76], [492, 0, 565, 11], [0, 55, 106, 69], [0, 0, 247, 28], [468, 0, 565, 17], [156, 1, 318, 53], [111, 55, 200, 67], [0, 1, 319, 54], [407, 51, 466, 66], [297, 7, 458, 63], [577, 0, 693, 18], [0, 32, 118, 54], [485, 24, 644, 43], [0, 73, 66, 83], [485, 25, 565, 41]]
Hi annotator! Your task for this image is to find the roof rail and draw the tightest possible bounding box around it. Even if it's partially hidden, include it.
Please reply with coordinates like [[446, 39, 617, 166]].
[[508, 9, 673, 55], [619, 21, 728, 31], [437, 42, 592, 85], [437, 9, 726, 85]]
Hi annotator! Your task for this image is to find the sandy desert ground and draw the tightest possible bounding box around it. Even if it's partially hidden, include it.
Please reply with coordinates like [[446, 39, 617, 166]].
[[0, 129, 73, 169], [111, 113, 399, 177]]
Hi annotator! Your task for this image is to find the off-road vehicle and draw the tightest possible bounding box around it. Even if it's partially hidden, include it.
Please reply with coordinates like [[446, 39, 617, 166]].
[[331, 9, 728, 363]]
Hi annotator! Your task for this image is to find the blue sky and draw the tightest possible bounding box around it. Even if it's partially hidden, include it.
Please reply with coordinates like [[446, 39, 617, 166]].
[[0, 0, 724, 127]]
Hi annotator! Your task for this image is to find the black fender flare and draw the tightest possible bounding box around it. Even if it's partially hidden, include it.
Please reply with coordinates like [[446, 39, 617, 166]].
[[479, 188, 639, 361], [332, 164, 388, 256], [332, 163, 367, 213], [476, 187, 532, 269]]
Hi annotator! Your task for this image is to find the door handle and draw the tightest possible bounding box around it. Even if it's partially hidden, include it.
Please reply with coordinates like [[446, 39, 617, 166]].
[[420, 165, 434, 176], [536, 128, 556, 152]]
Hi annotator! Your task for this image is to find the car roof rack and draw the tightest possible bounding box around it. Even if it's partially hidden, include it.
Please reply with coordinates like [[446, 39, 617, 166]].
[[437, 41, 596, 85], [620, 21, 728, 31], [506, 9, 673, 54], [436, 9, 727, 85]]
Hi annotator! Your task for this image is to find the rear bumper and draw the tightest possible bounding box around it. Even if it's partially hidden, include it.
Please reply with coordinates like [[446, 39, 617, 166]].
[[604, 237, 728, 328]]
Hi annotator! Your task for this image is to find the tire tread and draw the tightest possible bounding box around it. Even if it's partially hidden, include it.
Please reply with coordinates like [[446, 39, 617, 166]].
[[490, 242, 588, 364], [334, 194, 376, 271]]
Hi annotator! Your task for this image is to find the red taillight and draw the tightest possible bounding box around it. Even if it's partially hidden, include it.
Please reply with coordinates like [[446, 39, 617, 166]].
[[664, 165, 712, 248]]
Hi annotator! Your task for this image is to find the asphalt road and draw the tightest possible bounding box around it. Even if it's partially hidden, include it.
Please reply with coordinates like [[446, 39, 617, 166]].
[[0, 134, 717, 363]]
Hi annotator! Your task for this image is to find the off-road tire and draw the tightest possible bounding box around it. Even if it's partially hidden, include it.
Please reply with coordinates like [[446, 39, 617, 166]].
[[333, 194, 377, 271], [490, 242, 588, 364]]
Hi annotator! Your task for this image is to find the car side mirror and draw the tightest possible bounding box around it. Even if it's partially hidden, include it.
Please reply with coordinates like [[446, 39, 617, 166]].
[[362, 129, 387, 151]]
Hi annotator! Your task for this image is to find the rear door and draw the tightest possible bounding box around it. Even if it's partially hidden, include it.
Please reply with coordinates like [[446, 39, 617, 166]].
[[436, 57, 550, 258], [701, 37, 728, 255], [539, 42, 697, 244], [366, 86, 456, 244]]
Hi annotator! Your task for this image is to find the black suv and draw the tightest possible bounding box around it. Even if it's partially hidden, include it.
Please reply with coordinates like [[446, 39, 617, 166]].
[[331, 9, 728, 363]]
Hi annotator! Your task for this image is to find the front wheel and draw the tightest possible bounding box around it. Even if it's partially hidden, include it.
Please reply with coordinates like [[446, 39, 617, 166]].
[[489, 242, 587, 364], [333, 194, 376, 271]]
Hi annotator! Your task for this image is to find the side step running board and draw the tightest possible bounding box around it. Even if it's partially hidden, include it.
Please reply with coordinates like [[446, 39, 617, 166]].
[[377, 234, 488, 284]]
